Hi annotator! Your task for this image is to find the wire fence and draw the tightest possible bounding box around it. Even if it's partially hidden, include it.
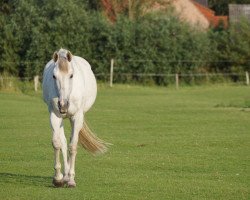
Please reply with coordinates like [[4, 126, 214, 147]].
[[0, 59, 250, 90], [0, 71, 249, 91], [110, 72, 249, 88]]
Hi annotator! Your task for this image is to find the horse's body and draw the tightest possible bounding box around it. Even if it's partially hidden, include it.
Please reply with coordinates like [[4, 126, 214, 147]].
[[42, 49, 106, 187]]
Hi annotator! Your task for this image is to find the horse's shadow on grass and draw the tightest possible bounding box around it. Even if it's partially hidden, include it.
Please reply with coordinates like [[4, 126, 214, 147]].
[[0, 172, 52, 187]]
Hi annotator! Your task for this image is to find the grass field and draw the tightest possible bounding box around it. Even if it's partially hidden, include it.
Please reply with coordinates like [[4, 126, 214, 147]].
[[0, 85, 249, 200]]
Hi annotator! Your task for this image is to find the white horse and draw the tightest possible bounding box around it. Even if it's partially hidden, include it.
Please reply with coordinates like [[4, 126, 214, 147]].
[[42, 48, 107, 188]]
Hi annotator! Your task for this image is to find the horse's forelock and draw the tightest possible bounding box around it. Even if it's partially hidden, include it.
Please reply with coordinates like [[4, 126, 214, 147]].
[[58, 49, 68, 59], [58, 57, 69, 73]]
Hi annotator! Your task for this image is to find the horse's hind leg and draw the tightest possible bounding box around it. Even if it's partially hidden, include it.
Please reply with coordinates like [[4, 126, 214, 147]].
[[50, 112, 64, 187]]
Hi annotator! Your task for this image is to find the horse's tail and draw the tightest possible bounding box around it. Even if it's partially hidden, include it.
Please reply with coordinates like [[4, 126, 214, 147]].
[[78, 120, 108, 155]]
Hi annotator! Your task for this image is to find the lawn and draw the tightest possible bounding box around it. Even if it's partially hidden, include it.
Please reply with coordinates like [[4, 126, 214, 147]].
[[0, 85, 249, 200]]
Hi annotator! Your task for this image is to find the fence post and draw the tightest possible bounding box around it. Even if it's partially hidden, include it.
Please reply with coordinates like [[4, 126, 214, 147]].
[[205, 72, 209, 84], [110, 59, 114, 87], [34, 75, 39, 92], [0, 75, 3, 88], [175, 73, 179, 90], [9, 77, 12, 88], [246, 71, 249, 86]]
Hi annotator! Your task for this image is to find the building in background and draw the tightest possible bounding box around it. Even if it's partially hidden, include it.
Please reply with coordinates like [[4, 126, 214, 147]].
[[101, 0, 228, 30], [172, 0, 209, 30], [192, 0, 228, 29], [229, 4, 250, 23], [172, 0, 228, 30]]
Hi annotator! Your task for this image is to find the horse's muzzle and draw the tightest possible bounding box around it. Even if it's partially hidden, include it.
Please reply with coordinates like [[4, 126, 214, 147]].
[[58, 99, 69, 114]]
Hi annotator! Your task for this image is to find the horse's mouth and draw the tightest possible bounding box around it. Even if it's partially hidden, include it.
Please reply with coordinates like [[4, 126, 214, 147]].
[[59, 109, 68, 115], [58, 104, 68, 115]]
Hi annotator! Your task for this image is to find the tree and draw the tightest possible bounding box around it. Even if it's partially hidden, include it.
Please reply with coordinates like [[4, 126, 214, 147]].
[[0, 24, 20, 75], [0, 0, 13, 15], [208, 18, 250, 74], [208, 29, 231, 72], [12, 0, 92, 77], [229, 19, 250, 72], [0, 0, 19, 75]]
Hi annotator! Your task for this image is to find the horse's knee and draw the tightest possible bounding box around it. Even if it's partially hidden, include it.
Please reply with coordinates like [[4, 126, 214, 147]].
[[52, 138, 61, 150], [69, 144, 77, 154], [54, 163, 61, 170]]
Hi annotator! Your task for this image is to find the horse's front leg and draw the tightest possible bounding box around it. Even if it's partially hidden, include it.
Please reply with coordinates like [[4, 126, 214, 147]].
[[67, 111, 83, 187], [50, 112, 64, 187], [60, 126, 70, 184]]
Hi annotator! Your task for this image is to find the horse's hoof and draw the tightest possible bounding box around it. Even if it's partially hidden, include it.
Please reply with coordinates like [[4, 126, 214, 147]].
[[52, 178, 64, 187], [67, 181, 76, 188], [63, 176, 70, 183]]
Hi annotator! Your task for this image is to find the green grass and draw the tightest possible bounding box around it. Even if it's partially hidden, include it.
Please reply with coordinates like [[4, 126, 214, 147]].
[[0, 85, 249, 200]]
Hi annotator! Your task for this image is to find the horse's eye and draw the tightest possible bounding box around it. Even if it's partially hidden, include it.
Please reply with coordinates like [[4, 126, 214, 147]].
[[70, 74, 73, 79], [53, 75, 56, 79]]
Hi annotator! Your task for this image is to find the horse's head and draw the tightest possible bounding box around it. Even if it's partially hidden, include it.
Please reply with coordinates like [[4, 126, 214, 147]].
[[52, 49, 73, 114]]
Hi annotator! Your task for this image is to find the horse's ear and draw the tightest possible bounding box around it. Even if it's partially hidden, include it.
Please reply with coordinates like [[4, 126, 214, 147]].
[[67, 51, 73, 62], [53, 51, 58, 62]]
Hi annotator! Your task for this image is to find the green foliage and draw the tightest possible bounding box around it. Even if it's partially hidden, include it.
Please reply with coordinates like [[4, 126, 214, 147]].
[[229, 18, 250, 72], [0, 23, 20, 75], [17, 0, 91, 76], [0, 0, 250, 85], [88, 13, 116, 75], [0, 0, 19, 75], [208, 29, 231, 72], [209, 18, 250, 74], [82, 0, 101, 10], [110, 13, 211, 85]]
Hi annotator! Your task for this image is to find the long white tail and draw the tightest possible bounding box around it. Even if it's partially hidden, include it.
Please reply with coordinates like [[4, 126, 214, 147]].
[[78, 120, 108, 155]]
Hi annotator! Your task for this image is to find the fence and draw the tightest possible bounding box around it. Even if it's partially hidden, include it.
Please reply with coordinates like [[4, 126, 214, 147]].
[[0, 72, 249, 92], [107, 71, 250, 89], [0, 59, 250, 91], [107, 58, 250, 88]]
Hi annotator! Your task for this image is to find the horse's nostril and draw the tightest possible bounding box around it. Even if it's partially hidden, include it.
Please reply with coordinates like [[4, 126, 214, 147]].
[[58, 100, 69, 110]]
